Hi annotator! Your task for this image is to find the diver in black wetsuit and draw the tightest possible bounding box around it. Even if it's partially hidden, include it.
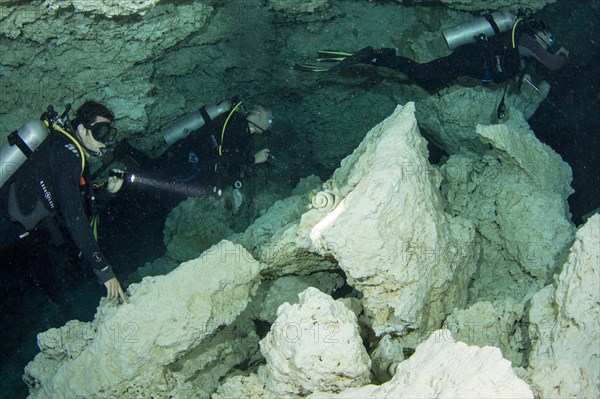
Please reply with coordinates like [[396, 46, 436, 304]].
[[115, 100, 274, 209], [0, 101, 127, 302], [297, 14, 568, 94], [159, 102, 273, 189]]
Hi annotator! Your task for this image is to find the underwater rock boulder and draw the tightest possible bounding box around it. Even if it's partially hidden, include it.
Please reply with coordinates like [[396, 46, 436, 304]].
[[299, 102, 479, 336], [417, 83, 550, 154], [163, 197, 235, 262], [232, 176, 341, 278], [253, 273, 345, 323], [525, 214, 600, 398], [306, 329, 534, 398], [23, 240, 261, 399], [258, 287, 371, 395], [430, 0, 555, 13], [43, 0, 161, 17], [440, 110, 575, 302], [443, 298, 527, 366]]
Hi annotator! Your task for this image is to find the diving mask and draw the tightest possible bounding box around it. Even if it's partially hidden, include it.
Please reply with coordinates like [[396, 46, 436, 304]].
[[86, 121, 118, 144]]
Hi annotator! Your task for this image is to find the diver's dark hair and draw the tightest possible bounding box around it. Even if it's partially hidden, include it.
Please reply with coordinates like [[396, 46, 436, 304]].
[[73, 100, 114, 127]]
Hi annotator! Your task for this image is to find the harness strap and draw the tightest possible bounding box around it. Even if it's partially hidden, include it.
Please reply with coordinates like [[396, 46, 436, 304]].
[[43, 121, 86, 175], [484, 13, 501, 35], [199, 106, 212, 124], [7, 130, 34, 157]]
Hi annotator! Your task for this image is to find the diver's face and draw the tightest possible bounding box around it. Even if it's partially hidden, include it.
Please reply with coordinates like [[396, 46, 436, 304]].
[[247, 111, 273, 135], [76, 116, 113, 157], [535, 30, 556, 49]]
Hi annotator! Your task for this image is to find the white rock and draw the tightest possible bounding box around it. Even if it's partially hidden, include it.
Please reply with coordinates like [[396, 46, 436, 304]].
[[444, 298, 527, 366], [308, 329, 533, 398], [259, 287, 370, 395], [300, 103, 479, 336], [441, 111, 575, 302], [526, 214, 600, 398], [417, 85, 550, 154], [24, 240, 261, 398]]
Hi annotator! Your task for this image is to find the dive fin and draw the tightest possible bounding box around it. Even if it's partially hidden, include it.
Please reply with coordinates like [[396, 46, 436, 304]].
[[293, 64, 332, 73], [316, 50, 354, 62]]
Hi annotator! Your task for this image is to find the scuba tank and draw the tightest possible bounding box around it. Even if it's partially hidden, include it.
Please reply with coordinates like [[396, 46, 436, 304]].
[[0, 119, 49, 188], [443, 10, 517, 50], [163, 99, 232, 145]]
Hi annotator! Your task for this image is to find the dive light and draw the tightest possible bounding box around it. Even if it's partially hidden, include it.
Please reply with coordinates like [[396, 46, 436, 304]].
[[109, 169, 136, 183]]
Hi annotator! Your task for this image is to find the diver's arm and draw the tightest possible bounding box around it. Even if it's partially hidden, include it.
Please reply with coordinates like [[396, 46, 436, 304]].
[[51, 149, 115, 284], [519, 33, 567, 71]]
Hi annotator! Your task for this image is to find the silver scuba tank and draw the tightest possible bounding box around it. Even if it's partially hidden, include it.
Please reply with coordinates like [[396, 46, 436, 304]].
[[0, 119, 49, 188], [442, 10, 517, 50], [163, 99, 233, 146]]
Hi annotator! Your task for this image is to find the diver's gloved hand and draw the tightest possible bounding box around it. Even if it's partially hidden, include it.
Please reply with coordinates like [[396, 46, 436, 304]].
[[254, 148, 271, 164], [232, 188, 243, 213], [107, 169, 125, 193]]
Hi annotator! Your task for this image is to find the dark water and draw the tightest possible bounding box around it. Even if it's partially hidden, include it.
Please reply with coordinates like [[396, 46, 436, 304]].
[[529, 1, 600, 225]]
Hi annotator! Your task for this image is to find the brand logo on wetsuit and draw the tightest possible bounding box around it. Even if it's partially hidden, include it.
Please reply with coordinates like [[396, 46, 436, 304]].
[[39, 180, 55, 209], [65, 143, 80, 157]]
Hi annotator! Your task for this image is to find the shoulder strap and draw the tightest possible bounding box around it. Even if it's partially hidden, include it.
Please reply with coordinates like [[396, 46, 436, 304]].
[[44, 121, 86, 175]]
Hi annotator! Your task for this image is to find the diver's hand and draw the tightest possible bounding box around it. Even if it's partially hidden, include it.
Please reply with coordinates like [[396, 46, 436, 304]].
[[556, 47, 569, 58], [254, 148, 271, 164], [104, 277, 128, 303], [107, 169, 125, 193]]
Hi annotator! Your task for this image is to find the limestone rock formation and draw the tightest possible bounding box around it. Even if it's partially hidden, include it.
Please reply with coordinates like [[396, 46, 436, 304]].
[[298, 103, 479, 337], [163, 197, 235, 262], [259, 287, 371, 395], [23, 240, 261, 398], [405, 0, 555, 12], [306, 329, 534, 398], [416, 84, 551, 154], [43, 0, 161, 17], [443, 298, 527, 366], [440, 110, 575, 303], [266, 0, 333, 15], [253, 273, 345, 323], [525, 214, 600, 398], [0, 1, 213, 138], [21, 98, 595, 397]]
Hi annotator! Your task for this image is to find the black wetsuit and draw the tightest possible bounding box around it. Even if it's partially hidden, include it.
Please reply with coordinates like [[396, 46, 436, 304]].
[[360, 31, 521, 93], [146, 109, 255, 190], [342, 20, 573, 94], [0, 134, 115, 284]]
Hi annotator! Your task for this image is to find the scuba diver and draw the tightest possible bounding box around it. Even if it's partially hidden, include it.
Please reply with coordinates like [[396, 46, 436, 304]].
[[113, 99, 274, 210], [295, 10, 569, 94], [0, 101, 127, 302]]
